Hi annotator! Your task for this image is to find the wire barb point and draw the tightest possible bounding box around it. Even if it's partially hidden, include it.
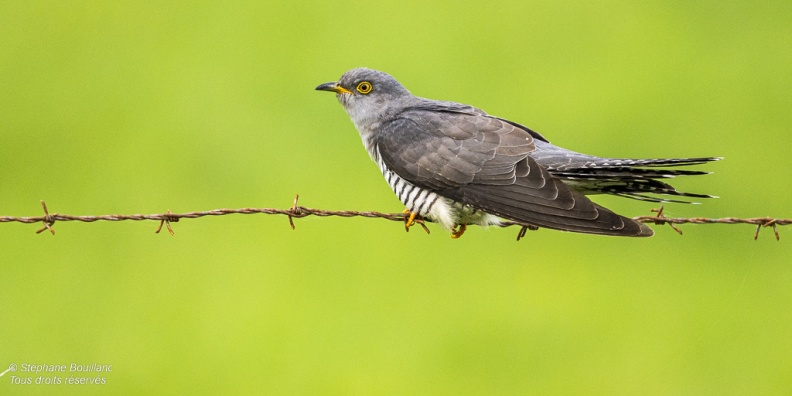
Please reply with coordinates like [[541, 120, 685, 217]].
[[155, 210, 176, 236], [754, 218, 780, 241], [287, 194, 301, 230], [35, 200, 56, 235], [651, 206, 683, 235], [417, 218, 430, 234]]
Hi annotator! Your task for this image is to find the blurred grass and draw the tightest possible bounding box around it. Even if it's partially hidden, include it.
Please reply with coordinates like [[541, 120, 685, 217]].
[[1, 1, 791, 395]]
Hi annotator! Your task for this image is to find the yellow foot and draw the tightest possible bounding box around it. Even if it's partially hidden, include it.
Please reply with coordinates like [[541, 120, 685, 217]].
[[450, 224, 467, 239], [402, 209, 430, 234], [402, 209, 417, 230]]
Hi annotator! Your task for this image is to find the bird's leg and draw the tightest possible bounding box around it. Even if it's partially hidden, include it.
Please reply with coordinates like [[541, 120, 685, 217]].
[[402, 209, 430, 234], [402, 209, 417, 229], [516, 225, 539, 241], [450, 224, 467, 239]]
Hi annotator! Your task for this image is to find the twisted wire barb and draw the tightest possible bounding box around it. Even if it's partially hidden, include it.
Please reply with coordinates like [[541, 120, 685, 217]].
[[0, 197, 788, 240]]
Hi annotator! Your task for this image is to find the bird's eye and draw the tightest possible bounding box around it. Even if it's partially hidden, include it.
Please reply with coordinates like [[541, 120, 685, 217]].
[[356, 81, 373, 94]]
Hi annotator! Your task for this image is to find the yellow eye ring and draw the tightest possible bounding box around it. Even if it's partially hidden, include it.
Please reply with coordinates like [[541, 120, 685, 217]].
[[356, 81, 373, 94]]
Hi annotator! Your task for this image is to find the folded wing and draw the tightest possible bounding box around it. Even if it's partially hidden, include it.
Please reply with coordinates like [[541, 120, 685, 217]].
[[375, 108, 653, 237]]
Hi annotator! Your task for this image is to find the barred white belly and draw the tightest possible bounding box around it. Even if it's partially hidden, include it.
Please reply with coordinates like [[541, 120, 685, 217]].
[[375, 155, 501, 231]]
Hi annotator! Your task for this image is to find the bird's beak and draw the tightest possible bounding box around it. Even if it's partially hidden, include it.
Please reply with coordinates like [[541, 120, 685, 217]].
[[315, 82, 352, 95]]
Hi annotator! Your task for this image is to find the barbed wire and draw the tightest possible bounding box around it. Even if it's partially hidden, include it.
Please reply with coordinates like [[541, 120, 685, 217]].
[[0, 196, 787, 240]]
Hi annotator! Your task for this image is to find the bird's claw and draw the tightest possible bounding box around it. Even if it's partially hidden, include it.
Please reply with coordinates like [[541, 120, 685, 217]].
[[450, 224, 467, 239], [402, 209, 417, 229], [402, 210, 430, 234]]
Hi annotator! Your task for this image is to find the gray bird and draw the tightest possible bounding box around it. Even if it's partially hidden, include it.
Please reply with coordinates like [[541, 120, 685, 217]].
[[316, 68, 718, 238]]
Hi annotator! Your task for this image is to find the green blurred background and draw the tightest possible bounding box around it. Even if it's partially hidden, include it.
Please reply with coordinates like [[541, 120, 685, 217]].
[[1, 1, 790, 394]]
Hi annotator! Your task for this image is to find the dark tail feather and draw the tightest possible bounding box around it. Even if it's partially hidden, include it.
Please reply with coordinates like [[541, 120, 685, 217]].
[[602, 182, 718, 203], [587, 157, 722, 168], [551, 157, 720, 203], [552, 168, 711, 179]]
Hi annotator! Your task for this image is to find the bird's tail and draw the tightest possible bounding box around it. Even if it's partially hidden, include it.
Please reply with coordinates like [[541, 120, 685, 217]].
[[551, 157, 721, 203]]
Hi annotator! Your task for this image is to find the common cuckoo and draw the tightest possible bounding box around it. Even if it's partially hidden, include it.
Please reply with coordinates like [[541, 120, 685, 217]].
[[316, 68, 718, 238]]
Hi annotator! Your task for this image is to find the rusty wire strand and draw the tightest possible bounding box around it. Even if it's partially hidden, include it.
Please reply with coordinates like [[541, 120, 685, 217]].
[[0, 197, 788, 240]]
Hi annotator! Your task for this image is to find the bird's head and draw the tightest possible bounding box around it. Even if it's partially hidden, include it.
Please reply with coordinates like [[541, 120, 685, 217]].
[[316, 68, 412, 126]]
